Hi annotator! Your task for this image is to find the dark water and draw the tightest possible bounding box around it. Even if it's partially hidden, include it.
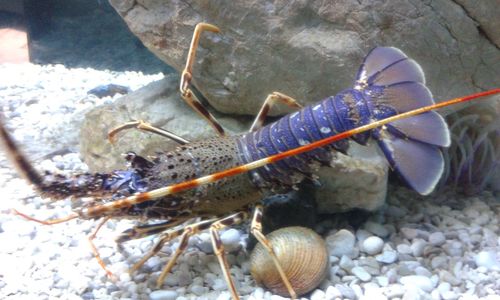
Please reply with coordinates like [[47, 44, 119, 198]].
[[2, 0, 174, 74]]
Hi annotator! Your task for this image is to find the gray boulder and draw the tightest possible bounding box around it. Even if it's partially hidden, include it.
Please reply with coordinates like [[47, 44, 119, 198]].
[[79, 74, 248, 172], [80, 74, 388, 212], [108, 0, 499, 116]]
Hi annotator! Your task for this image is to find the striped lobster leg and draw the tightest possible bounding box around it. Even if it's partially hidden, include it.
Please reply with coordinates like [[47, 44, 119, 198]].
[[179, 23, 226, 136], [250, 205, 297, 299], [107, 120, 190, 145], [249, 92, 303, 132]]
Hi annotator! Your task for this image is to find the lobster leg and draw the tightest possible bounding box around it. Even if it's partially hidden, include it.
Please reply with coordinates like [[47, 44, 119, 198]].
[[180, 23, 225, 136], [107, 120, 190, 145], [126, 218, 216, 284], [115, 219, 188, 243], [210, 211, 249, 300], [87, 216, 115, 278], [249, 92, 303, 132], [250, 205, 297, 299]]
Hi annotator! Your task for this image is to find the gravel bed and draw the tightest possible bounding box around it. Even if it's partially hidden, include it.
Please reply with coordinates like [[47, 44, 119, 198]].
[[0, 63, 499, 300]]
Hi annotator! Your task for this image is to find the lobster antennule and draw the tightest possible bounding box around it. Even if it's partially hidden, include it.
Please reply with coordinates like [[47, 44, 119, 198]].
[[0, 117, 44, 187], [357, 47, 451, 194], [0, 116, 145, 200]]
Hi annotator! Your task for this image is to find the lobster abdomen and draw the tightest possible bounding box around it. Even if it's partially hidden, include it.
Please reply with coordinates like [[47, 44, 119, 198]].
[[239, 47, 451, 195]]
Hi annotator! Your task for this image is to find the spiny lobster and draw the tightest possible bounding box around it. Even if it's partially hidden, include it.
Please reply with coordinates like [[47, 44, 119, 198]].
[[1, 23, 498, 299]]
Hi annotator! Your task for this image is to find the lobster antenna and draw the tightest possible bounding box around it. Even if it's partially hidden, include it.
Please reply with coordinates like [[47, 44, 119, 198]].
[[81, 88, 500, 217]]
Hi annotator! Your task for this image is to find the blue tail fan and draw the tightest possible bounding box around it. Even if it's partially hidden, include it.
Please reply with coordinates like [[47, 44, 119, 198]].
[[357, 47, 450, 195]]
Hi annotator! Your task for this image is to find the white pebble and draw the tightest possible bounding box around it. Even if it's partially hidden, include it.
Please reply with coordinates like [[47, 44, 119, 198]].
[[149, 290, 179, 300], [375, 250, 398, 264], [400, 275, 434, 292], [375, 276, 389, 287], [362, 236, 384, 255], [400, 227, 418, 240], [351, 266, 372, 282], [415, 266, 432, 277], [326, 229, 356, 257], [411, 239, 427, 257], [437, 281, 451, 293], [363, 221, 389, 238], [339, 255, 354, 271], [325, 286, 342, 299], [189, 284, 208, 296], [220, 229, 241, 251], [474, 251, 500, 270], [310, 289, 326, 300], [335, 284, 356, 299], [396, 243, 412, 255], [384, 283, 405, 298], [441, 291, 459, 300], [429, 232, 446, 246]]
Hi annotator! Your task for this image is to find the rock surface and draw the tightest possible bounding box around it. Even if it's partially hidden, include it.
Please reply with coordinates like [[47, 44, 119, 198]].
[[108, 0, 500, 116], [79, 74, 388, 213]]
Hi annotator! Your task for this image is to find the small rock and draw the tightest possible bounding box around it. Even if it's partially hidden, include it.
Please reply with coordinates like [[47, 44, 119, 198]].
[[358, 257, 381, 275], [411, 239, 427, 257], [339, 255, 354, 271], [220, 229, 241, 252], [429, 232, 446, 246], [252, 287, 265, 298], [385, 205, 407, 218], [326, 229, 356, 257], [474, 251, 500, 270], [384, 283, 405, 298], [400, 275, 434, 292], [350, 284, 364, 299], [325, 286, 343, 299], [375, 250, 398, 264], [400, 227, 418, 240], [310, 289, 326, 300], [437, 281, 451, 293], [335, 284, 356, 300], [363, 284, 384, 298], [149, 290, 179, 300], [431, 256, 448, 269], [396, 243, 413, 255], [441, 291, 459, 300], [356, 229, 372, 244], [362, 236, 385, 255], [403, 286, 423, 300], [443, 241, 464, 257], [414, 266, 432, 277], [363, 221, 390, 238], [375, 276, 389, 287], [351, 266, 372, 282], [189, 285, 209, 296]]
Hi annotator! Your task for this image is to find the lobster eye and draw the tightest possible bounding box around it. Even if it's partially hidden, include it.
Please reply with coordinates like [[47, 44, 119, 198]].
[[123, 152, 137, 161]]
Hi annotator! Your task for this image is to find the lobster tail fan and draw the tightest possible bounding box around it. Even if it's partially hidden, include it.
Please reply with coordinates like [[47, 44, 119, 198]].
[[375, 129, 445, 195], [355, 47, 425, 87], [356, 47, 450, 194]]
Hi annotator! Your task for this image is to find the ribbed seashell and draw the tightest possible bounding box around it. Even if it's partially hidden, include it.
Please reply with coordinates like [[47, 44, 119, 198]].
[[249, 226, 329, 296]]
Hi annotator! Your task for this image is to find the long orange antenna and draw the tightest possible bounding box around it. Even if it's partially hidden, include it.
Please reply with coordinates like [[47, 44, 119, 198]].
[[80, 88, 500, 217]]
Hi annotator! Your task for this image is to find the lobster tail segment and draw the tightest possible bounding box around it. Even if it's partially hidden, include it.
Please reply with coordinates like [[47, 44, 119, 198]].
[[356, 47, 450, 195]]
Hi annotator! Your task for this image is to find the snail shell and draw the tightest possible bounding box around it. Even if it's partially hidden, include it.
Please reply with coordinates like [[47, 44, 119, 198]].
[[250, 226, 329, 297]]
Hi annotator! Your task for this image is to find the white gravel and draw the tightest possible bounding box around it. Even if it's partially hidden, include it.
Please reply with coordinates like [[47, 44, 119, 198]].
[[1, 63, 499, 300]]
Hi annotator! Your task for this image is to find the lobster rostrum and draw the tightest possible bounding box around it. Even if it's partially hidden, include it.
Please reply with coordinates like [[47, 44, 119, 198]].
[[1, 23, 499, 299]]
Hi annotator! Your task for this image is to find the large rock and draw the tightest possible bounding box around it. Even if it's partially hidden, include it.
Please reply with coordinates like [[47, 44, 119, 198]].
[[108, 0, 499, 116], [79, 74, 249, 172], [80, 74, 388, 212]]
